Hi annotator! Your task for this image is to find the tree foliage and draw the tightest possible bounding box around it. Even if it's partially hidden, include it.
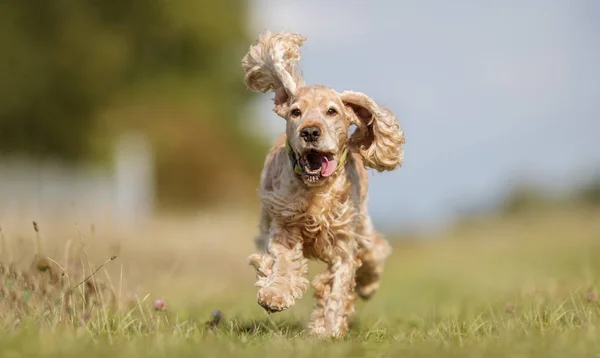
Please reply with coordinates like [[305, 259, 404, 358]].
[[0, 0, 266, 209]]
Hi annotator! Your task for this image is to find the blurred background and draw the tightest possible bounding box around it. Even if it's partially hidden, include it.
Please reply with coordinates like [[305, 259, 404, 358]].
[[0, 0, 598, 235], [1, 3, 600, 353]]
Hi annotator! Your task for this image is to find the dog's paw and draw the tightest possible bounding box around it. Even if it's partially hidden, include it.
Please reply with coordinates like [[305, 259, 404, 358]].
[[307, 325, 328, 338], [307, 325, 347, 339], [355, 281, 380, 300], [257, 286, 295, 313]]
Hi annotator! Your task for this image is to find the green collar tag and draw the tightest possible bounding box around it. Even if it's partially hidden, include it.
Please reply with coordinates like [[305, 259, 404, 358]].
[[336, 148, 348, 171], [286, 140, 348, 177]]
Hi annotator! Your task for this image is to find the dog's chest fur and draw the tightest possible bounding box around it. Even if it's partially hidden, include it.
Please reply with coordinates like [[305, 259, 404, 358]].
[[262, 170, 360, 260], [300, 186, 357, 260]]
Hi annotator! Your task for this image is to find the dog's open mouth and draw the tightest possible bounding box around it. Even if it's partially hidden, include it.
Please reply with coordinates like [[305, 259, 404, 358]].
[[297, 150, 338, 181]]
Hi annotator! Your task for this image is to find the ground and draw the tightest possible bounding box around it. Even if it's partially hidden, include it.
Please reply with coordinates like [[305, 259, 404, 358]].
[[0, 207, 599, 357]]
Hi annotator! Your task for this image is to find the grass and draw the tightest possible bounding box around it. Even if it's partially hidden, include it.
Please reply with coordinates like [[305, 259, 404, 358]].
[[1, 207, 599, 357]]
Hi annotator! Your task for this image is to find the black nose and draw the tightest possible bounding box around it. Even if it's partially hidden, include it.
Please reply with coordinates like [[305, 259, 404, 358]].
[[300, 126, 321, 142]]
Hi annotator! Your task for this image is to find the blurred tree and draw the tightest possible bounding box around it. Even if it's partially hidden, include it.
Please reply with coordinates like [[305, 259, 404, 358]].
[[0, 0, 266, 209], [500, 184, 551, 215], [577, 176, 600, 207]]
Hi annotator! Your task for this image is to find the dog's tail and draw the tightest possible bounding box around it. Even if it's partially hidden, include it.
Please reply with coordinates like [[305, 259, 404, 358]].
[[241, 31, 306, 99]]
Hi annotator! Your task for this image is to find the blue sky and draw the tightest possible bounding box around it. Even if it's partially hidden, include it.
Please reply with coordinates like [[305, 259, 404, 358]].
[[247, 0, 600, 232]]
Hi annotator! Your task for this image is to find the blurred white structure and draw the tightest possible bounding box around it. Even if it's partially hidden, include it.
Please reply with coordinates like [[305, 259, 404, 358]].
[[0, 131, 155, 229]]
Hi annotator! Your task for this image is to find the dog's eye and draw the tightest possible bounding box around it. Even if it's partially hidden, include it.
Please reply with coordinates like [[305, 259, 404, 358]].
[[291, 108, 302, 117], [326, 108, 337, 116]]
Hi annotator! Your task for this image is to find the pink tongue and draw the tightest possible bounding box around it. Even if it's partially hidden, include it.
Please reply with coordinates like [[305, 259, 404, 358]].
[[321, 156, 338, 177]]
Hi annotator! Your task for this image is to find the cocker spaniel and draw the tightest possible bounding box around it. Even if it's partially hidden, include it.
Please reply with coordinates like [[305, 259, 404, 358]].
[[242, 31, 405, 338]]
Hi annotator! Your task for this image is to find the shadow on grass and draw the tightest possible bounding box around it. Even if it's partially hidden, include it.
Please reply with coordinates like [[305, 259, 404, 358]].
[[193, 307, 378, 338], [226, 317, 307, 337], [219, 317, 378, 338]]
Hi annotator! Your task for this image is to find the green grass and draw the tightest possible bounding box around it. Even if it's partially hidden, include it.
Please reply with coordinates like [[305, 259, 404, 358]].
[[1, 208, 600, 357]]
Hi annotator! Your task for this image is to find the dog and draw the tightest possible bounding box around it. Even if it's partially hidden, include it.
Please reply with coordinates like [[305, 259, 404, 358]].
[[242, 31, 405, 338]]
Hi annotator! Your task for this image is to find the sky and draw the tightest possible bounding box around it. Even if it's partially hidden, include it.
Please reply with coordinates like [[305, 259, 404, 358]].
[[246, 0, 600, 232]]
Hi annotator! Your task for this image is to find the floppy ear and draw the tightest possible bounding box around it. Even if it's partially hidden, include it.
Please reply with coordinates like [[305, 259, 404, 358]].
[[241, 31, 306, 118], [341, 91, 405, 171]]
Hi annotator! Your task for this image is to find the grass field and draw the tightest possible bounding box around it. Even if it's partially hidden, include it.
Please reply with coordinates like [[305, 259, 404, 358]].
[[1, 207, 599, 357]]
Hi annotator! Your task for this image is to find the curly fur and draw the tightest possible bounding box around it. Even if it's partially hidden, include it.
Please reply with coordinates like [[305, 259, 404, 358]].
[[242, 31, 404, 338], [241, 30, 306, 106], [342, 91, 406, 172]]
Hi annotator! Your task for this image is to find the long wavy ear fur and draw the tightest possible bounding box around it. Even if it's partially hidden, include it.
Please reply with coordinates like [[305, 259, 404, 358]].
[[241, 31, 306, 116], [341, 91, 405, 172]]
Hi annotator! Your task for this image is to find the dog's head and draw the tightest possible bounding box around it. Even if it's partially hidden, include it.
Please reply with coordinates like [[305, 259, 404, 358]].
[[242, 31, 405, 186]]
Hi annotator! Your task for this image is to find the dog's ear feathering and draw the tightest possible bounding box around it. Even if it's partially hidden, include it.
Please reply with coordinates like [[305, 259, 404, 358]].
[[241, 31, 306, 117], [341, 91, 405, 172]]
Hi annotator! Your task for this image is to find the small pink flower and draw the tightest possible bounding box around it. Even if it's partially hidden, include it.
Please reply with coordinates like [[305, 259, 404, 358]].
[[154, 299, 166, 311], [505, 302, 516, 313], [588, 292, 597, 303]]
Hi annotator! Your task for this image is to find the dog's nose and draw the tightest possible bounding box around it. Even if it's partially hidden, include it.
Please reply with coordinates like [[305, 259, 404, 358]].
[[300, 126, 321, 142]]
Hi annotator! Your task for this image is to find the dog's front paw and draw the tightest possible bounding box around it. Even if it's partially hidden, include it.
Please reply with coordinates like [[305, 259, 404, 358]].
[[257, 286, 295, 313], [307, 325, 328, 338], [307, 325, 347, 339]]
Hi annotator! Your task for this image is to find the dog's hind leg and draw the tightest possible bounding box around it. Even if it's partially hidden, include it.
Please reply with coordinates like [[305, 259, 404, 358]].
[[354, 215, 392, 300]]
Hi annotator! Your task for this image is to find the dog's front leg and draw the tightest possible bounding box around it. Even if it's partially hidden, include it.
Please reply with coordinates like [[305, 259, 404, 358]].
[[253, 225, 309, 313], [308, 242, 360, 338]]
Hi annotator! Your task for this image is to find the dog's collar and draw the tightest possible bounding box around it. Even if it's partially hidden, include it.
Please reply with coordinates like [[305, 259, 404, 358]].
[[285, 140, 348, 177]]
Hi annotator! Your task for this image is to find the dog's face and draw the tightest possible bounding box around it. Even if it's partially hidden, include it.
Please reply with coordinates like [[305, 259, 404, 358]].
[[242, 32, 405, 184], [280, 85, 351, 186]]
